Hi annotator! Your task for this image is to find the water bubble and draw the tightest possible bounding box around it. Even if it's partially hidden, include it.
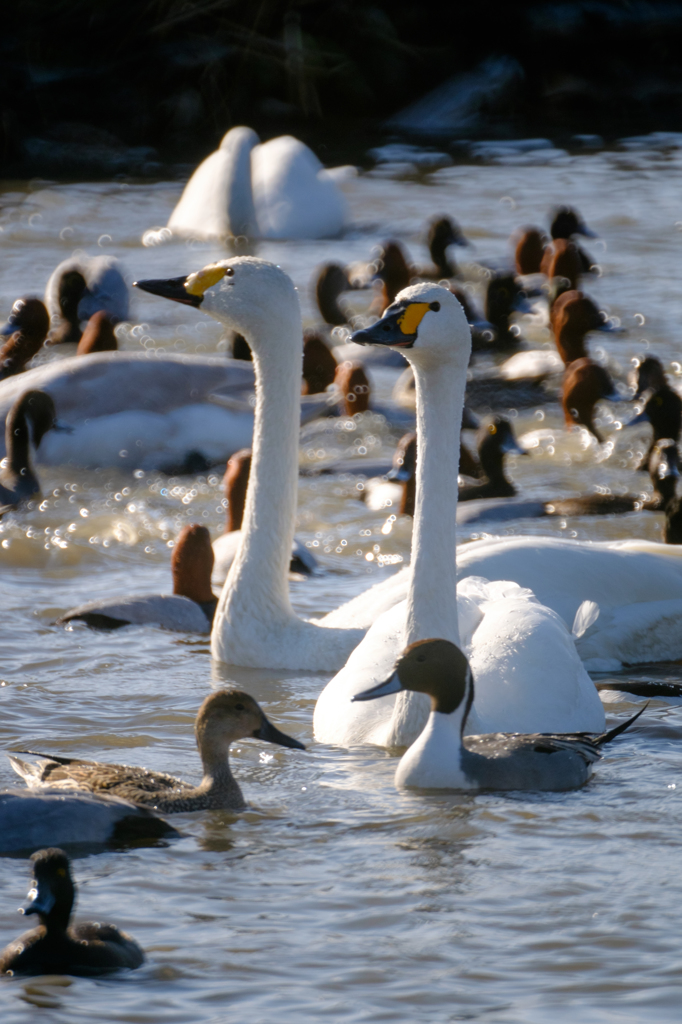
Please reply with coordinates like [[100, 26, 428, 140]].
[[79, 508, 89, 517], [634, 313, 645, 325], [97, 234, 112, 247], [59, 227, 74, 240]]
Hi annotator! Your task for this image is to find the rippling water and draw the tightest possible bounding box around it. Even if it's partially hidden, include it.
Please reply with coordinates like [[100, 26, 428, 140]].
[[2, 148, 682, 1022]]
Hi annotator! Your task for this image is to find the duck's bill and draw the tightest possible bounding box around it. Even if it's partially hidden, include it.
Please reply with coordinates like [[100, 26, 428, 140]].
[[52, 420, 74, 434], [254, 715, 305, 750], [134, 276, 203, 308], [577, 223, 598, 238], [500, 437, 526, 456], [595, 319, 623, 333], [22, 882, 55, 917], [352, 669, 402, 703], [351, 300, 440, 349]]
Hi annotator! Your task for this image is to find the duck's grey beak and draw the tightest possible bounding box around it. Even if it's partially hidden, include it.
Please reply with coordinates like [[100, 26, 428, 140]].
[[500, 437, 525, 456], [628, 409, 650, 425], [254, 714, 305, 750], [352, 669, 402, 702], [595, 318, 624, 334], [577, 223, 598, 238], [134, 276, 203, 308], [52, 420, 74, 434], [22, 881, 55, 917], [387, 465, 411, 482]]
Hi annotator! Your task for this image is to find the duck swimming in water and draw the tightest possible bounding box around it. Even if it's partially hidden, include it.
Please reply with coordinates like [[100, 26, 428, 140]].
[[629, 356, 682, 470], [458, 417, 525, 501], [57, 523, 217, 631], [10, 689, 305, 812], [353, 639, 644, 791], [0, 848, 144, 976], [0, 390, 71, 511], [0, 297, 50, 379], [212, 449, 317, 584]]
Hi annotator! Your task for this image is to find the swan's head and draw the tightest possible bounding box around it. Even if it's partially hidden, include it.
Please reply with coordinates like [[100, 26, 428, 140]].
[[350, 282, 471, 369], [352, 638, 474, 724], [134, 257, 300, 345]]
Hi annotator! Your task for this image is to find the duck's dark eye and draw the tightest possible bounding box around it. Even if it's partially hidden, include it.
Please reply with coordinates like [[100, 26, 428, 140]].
[[235, 702, 245, 710], [225, 267, 234, 277], [429, 301, 440, 312]]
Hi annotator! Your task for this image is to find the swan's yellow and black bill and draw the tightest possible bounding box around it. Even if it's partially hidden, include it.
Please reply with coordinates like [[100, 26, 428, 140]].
[[134, 275, 204, 308], [351, 300, 440, 349], [352, 669, 402, 703], [253, 714, 306, 750]]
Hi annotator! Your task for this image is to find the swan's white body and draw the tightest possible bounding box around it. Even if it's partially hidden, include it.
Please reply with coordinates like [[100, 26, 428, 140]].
[[168, 128, 347, 241], [186, 258, 366, 669], [45, 255, 129, 323], [457, 536, 682, 670], [314, 282, 605, 747], [0, 352, 256, 470]]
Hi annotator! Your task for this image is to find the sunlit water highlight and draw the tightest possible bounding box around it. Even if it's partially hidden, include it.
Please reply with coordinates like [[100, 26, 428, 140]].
[[2, 149, 682, 1021]]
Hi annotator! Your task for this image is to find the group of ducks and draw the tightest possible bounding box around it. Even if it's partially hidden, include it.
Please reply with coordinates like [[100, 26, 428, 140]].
[[4, 192, 682, 976]]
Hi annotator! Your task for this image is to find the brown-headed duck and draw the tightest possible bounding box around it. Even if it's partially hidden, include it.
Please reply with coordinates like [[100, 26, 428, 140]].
[[514, 227, 548, 276], [423, 216, 470, 279], [302, 330, 338, 394], [10, 690, 305, 812], [481, 272, 533, 350], [76, 310, 118, 354], [0, 849, 144, 976], [562, 357, 621, 442], [551, 290, 618, 365], [541, 205, 596, 276], [212, 448, 317, 583], [0, 298, 50, 379], [57, 523, 218, 631]]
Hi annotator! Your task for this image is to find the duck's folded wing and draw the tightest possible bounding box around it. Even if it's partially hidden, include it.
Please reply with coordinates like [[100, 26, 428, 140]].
[[9, 753, 193, 796]]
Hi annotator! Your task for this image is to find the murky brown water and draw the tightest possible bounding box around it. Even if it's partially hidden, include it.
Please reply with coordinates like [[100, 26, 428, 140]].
[[1, 146, 682, 1022]]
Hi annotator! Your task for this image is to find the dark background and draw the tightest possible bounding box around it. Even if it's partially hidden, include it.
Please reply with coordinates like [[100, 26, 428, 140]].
[[4, 0, 682, 177]]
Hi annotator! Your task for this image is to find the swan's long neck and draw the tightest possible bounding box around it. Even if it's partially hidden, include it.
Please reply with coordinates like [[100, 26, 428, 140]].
[[405, 355, 464, 647], [221, 309, 301, 624]]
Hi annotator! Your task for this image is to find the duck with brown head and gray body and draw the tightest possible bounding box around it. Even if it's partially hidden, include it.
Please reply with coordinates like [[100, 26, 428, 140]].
[[0, 298, 50, 379], [354, 639, 644, 791], [0, 848, 144, 976], [10, 689, 305, 813]]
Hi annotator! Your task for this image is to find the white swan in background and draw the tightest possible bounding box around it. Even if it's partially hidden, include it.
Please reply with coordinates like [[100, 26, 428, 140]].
[[45, 255, 129, 326], [167, 127, 347, 241], [457, 536, 682, 670], [314, 283, 605, 748], [135, 257, 369, 670]]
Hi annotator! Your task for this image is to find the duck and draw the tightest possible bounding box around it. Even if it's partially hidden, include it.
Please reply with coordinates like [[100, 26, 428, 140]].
[[76, 310, 118, 354], [302, 330, 338, 394], [458, 417, 525, 500], [0, 848, 145, 976], [540, 205, 597, 277], [551, 290, 619, 365], [212, 449, 317, 584], [0, 350, 263, 471], [57, 524, 217, 631], [313, 263, 370, 326], [167, 127, 347, 241], [353, 639, 644, 790], [421, 216, 470, 279], [542, 238, 584, 290], [514, 227, 548, 276], [135, 257, 374, 670], [0, 790, 177, 854], [0, 297, 50, 379], [629, 356, 682, 469], [45, 255, 128, 345], [562, 357, 622, 442], [0, 390, 71, 511], [313, 282, 605, 747], [363, 432, 418, 515], [456, 534, 682, 669], [480, 272, 533, 350], [649, 439, 682, 543], [10, 689, 305, 812]]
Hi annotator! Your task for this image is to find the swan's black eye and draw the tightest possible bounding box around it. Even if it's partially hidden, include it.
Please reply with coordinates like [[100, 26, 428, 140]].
[[382, 322, 391, 331], [235, 703, 245, 710], [225, 267, 234, 277], [429, 301, 440, 312]]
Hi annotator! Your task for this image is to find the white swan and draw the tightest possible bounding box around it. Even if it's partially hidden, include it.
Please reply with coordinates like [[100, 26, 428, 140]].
[[167, 127, 347, 241], [314, 282, 605, 747], [457, 535, 682, 670], [135, 257, 368, 670], [45, 255, 129, 331]]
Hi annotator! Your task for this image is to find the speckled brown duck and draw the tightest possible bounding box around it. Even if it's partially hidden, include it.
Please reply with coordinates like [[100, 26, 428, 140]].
[[9, 690, 305, 813]]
